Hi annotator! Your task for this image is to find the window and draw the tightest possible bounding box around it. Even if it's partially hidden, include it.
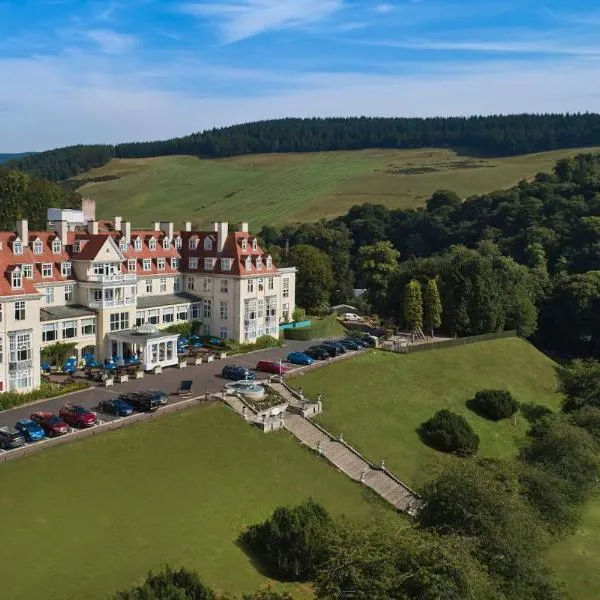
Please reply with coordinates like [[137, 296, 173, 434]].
[[162, 237, 170, 250], [177, 305, 188, 321], [109, 312, 129, 332], [148, 237, 156, 250], [52, 239, 62, 253], [247, 278, 254, 293], [134, 237, 142, 251], [189, 237, 198, 250], [171, 258, 180, 269], [33, 240, 43, 254], [93, 263, 115, 276], [92, 289, 102, 302], [174, 277, 181, 292], [136, 311, 145, 327], [162, 308, 174, 324], [45, 287, 54, 304], [219, 326, 228, 340], [62, 320, 76, 339], [245, 256, 252, 271], [9, 332, 31, 362], [252, 238, 258, 251], [128, 259, 136, 272], [220, 301, 228, 320], [42, 323, 58, 343], [0, 304, 2, 323], [0, 338, 3, 361], [202, 323, 211, 336], [221, 258, 232, 271], [61, 262, 71, 277], [119, 238, 128, 252], [73, 241, 81, 253], [148, 309, 159, 325], [143, 258, 151, 271], [220, 279, 228, 293], [189, 257, 198, 269], [283, 278, 290, 298], [202, 278, 212, 292], [11, 271, 22, 289], [190, 303, 201, 319], [268, 277, 274, 291], [81, 318, 95, 336], [266, 255, 273, 269], [187, 277, 195, 291], [145, 279, 152, 293], [204, 257, 215, 270], [258, 278, 264, 292], [65, 285, 74, 303], [256, 256, 263, 270], [175, 236, 182, 249], [258, 299, 264, 318], [9, 370, 33, 391], [203, 299, 212, 318], [204, 237, 213, 250], [14, 300, 25, 320], [42, 263, 53, 278], [159, 278, 167, 293], [21, 264, 33, 279], [241, 239, 247, 252], [157, 258, 165, 270], [12, 241, 23, 255]]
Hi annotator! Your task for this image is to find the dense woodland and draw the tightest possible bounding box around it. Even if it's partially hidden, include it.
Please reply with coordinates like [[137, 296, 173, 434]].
[[262, 152, 600, 358], [8, 113, 600, 180]]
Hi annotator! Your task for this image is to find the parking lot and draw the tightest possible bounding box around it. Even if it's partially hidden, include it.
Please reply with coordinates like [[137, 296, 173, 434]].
[[0, 339, 363, 457]]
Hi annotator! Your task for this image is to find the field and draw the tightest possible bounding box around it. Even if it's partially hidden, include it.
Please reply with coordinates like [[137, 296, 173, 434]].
[[0, 403, 393, 600], [289, 338, 600, 600], [73, 146, 600, 230]]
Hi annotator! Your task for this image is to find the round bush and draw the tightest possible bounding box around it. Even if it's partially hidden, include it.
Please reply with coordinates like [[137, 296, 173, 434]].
[[419, 409, 480, 456], [470, 389, 519, 421]]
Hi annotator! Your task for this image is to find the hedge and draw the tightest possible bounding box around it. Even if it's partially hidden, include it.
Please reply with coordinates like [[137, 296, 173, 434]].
[[0, 381, 89, 411]]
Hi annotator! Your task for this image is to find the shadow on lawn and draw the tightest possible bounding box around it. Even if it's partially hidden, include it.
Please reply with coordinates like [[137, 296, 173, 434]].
[[519, 402, 554, 424], [234, 536, 281, 581]]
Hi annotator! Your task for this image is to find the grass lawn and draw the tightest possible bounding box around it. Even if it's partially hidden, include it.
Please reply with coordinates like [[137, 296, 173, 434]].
[[74, 147, 600, 230], [0, 403, 393, 600]]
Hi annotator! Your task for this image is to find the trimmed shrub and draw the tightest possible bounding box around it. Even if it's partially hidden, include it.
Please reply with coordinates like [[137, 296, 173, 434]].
[[239, 499, 333, 581], [0, 381, 89, 411], [419, 409, 480, 456], [469, 389, 519, 421]]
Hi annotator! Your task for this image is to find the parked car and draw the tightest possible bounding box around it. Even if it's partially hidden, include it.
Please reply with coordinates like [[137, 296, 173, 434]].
[[338, 338, 362, 351], [30, 411, 69, 437], [341, 312, 361, 321], [287, 352, 315, 366], [221, 365, 256, 381], [348, 336, 369, 348], [0, 426, 26, 450], [15, 419, 46, 442], [118, 392, 160, 412], [256, 360, 290, 375], [360, 333, 379, 347], [59, 404, 98, 428], [98, 397, 134, 417], [317, 343, 341, 357], [323, 341, 347, 354], [304, 347, 331, 360], [141, 389, 169, 406]]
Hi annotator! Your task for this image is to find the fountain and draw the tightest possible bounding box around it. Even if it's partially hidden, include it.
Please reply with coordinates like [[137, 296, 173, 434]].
[[224, 380, 266, 400]]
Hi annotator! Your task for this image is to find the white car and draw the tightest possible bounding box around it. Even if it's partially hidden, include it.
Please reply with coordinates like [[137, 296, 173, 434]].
[[341, 312, 361, 321]]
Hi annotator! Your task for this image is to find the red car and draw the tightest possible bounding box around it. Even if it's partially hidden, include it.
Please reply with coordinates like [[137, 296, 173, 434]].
[[30, 411, 69, 436], [59, 404, 98, 428], [256, 360, 290, 375]]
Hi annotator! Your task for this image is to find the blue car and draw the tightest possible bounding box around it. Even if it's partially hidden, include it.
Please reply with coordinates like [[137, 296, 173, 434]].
[[222, 365, 256, 381], [98, 397, 134, 416], [15, 419, 46, 442], [287, 352, 315, 366]]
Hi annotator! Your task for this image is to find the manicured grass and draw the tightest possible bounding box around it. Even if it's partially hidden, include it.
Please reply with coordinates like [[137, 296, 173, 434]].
[[0, 403, 393, 600], [74, 147, 600, 229]]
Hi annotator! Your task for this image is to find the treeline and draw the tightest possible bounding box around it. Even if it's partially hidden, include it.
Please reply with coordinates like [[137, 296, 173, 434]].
[[262, 153, 600, 357], [0, 167, 79, 230], [8, 113, 600, 180]]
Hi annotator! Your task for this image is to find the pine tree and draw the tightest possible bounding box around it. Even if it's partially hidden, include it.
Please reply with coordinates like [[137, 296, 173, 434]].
[[423, 278, 443, 337], [403, 280, 423, 333]]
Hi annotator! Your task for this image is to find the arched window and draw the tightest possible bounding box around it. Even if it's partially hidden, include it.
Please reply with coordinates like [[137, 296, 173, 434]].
[[266, 255, 273, 269], [52, 239, 62, 254], [245, 256, 252, 270], [204, 237, 213, 251]]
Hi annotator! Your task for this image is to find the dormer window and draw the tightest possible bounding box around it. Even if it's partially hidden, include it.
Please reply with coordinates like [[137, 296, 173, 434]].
[[148, 237, 156, 251], [119, 238, 128, 252], [189, 237, 198, 250], [33, 240, 43, 254], [12, 241, 23, 255], [245, 256, 252, 270], [134, 237, 142, 251], [266, 255, 273, 269], [42, 263, 53, 278], [128, 259, 136, 272], [175, 236, 182, 249], [221, 258, 232, 271], [162, 237, 170, 250], [241, 239, 247, 252], [204, 237, 213, 251], [256, 256, 263, 270], [252, 238, 258, 251], [73, 241, 81, 253], [204, 258, 215, 270], [11, 269, 22, 289], [157, 258, 165, 270], [61, 262, 71, 277], [142, 258, 151, 271], [52, 239, 62, 254]]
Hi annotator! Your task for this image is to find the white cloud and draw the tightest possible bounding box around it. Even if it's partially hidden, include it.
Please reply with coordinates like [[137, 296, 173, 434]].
[[374, 3, 395, 13], [86, 29, 136, 53], [180, 0, 344, 42]]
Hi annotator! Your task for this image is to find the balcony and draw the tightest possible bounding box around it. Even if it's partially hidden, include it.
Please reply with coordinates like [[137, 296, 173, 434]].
[[88, 297, 136, 310], [9, 359, 33, 372], [86, 273, 137, 284]]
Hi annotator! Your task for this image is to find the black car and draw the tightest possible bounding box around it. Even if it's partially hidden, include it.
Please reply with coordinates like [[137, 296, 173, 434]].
[[221, 365, 256, 381], [324, 341, 347, 354], [139, 389, 169, 406], [317, 343, 341, 357], [338, 338, 361, 351], [304, 347, 330, 360], [0, 426, 26, 450], [119, 392, 160, 412]]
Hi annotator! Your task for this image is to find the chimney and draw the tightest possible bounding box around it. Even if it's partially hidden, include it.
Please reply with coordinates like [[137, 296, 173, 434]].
[[114, 216, 122, 231], [213, 222, 219, 232], [16, 219, 28, 243], [81, 198, 96, 222], [57, 221, 69, 244], [153, 222, 160, 232], [215, 222, 228, 253], [160, 221, 174, 241], [123, 221, 131, 241], [87, 220, 99, 235], [184, 221, 192, 232], [238, 222, 249, 233]]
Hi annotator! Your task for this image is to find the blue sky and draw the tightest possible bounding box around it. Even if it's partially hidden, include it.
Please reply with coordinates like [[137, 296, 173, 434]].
[[1, 0, 600, 151]]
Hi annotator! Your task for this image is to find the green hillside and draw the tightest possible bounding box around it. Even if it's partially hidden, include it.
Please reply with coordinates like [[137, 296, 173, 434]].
[[74, 146, 600, 229]]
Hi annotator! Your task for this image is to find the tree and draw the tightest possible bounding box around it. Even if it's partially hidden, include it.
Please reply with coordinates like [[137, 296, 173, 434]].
[[426, 189, 462, 212], [422, 278, 442, 336], [568, 405, 600, 445], [357, 240, 399, 313], [288, 245, 334, 312], [469, 389, 519, 421], [557, 359, 600, 412], [418, 409, 480, 456], [403, 280, 423, 333], [239, 500, 334, 581]]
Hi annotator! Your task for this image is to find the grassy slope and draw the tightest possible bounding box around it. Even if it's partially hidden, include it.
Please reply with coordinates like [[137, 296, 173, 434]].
[[75, 147, 600, 229], [0, 403, 392, 600]]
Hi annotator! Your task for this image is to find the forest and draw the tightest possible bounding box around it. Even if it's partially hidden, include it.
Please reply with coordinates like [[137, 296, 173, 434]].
[[7, 113, 600, 180]]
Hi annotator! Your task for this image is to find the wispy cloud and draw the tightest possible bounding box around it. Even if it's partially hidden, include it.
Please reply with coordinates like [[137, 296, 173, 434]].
[[374, 3, 396, 13], [85, 29, 136, 53], [181, 0, 345, 43]]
